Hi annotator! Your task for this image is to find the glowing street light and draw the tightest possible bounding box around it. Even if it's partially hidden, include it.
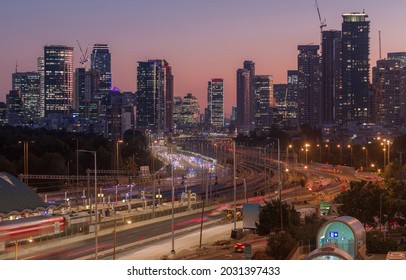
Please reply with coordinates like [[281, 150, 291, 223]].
[[304, 144, 310, 166], [325, 144, 331, 164], [347, 145, 353, 167], [337, 144, 342, 165], [362, 146, 368, 168]]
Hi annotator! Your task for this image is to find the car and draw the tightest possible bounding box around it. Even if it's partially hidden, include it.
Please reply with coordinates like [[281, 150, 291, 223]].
[[234, 242, 244, 253]]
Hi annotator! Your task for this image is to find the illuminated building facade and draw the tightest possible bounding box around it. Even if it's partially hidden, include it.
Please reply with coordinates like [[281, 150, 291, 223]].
[[44, 45, 73, 117], [12, 72, 41, 124], [254, 75, 274, 129], [90, 44, 112, 92], [297, 45, 321, 128], [207, 78, 224, 129], [136, 59, 173, 134], [341, 12, 370, 125]]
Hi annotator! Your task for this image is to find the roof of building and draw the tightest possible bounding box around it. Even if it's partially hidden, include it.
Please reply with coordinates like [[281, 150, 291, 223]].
[[0, 172, 48, 217]]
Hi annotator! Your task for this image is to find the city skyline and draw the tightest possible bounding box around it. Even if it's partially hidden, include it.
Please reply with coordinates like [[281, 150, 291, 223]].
[[1, 0, 406, 116]]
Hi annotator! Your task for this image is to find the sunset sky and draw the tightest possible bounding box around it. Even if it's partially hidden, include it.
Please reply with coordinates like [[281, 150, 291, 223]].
[[1, 0, 406, 116]]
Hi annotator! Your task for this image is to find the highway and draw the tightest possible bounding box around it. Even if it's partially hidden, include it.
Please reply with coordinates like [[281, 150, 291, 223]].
[[1, 144, 367, 260]]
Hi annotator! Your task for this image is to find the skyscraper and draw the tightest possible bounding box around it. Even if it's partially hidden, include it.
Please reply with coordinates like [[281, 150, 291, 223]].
[[254, 75, 274, 129], [341, 12, 370, 125], [236, 61, 256, 132], [90, 44, 112, 92], [297, 45, 321, 128], [173, 93, 200, 129], [6, 90, 23, 126], [12, 72, 41, 124], [286, 70, 299, 128], [207, 78, 224, 129], [321, 30, 342, 124], [37, 56, 45, 118], [373, 59, 406, 125], [136, 59, 173, 134], [44, 45, 74, 117], [74, 67, 86, 114]]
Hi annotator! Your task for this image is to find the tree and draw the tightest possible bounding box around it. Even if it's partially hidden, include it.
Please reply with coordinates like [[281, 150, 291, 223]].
[[256, 199, 300, 235], [266, 231, 297, 259], [334, 180, 390, 227]]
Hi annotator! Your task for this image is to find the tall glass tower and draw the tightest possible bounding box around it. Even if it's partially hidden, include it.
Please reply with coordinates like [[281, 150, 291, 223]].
[[207, 78, 224, 129], [297, 45, 321, 128], [12, 72, 41, 124], [321, 30, 342, 125], [341, 12, 370, 125], [90, 44, 112, 92], [136, 59, 173, 134], [44, 45, 74, 116]]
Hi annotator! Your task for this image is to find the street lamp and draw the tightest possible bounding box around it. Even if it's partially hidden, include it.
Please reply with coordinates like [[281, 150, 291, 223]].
[[168, 144, 176, 254], [72, 137, 79, 204], [78, 149, 98, 260], [362, 146, 368, 169], [347, 145, 353, 167], [387, 140, 391, 166], [325, 144, 331, 164], [316, 144, 321, 163], [18, 140, 34, 185], [337, 144, 342, 166], [267, 138, 282, 231], [304, 144, 310, 167], [381, 142, 386, 170], [286, 144, 292, 170]]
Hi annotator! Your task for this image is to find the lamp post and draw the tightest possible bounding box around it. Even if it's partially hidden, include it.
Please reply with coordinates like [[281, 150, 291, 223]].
[[325, 144, 331, 164], [304, 144, 310, 167], [316, 144, 321, 163], [169, 144, 176, 254], [72, 137, 79, 204], [286, 144, 292, 170], [267, 138, 282, 231], [347, 145, 353, 167], [78, 149, 98, 260], [387, 140, 391, 166], [18, 140, 34, 185], [381, 142, 386, 171], [337, 144, 342, 166], [362, 146, 368, 169]]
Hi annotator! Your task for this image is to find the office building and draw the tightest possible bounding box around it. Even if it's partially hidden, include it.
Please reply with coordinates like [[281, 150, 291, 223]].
[[236, 67, 252, 132], [286, 70, 299, 129], [6, 90, 23, 126], [44, 45, 74, 117], [173, 93, 200, 130], [254, 75, 274, 129], [321, 30, 342, 124], [90, 44, 112, 92], [207, 79, 224, 129], [373, 59, 406, 125], [341, 12, 370, 125], [136, 59, 173, 134], [12, 72, 41, 124], [297, 45, 321, 128], [37, 57, 45, 118]]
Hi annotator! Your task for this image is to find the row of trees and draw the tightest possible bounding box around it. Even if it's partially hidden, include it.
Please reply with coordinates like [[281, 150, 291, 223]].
[[255, 179, 406, 259], [255, 199, 326, 259]]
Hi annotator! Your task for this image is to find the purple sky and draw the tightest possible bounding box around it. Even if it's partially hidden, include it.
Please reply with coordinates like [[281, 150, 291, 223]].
[[1, 0, 406, 116]]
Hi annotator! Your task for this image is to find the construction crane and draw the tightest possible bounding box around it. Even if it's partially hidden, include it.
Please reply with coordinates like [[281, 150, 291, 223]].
[[76, 40, 89, 69], [315, 0, 327, 39]]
